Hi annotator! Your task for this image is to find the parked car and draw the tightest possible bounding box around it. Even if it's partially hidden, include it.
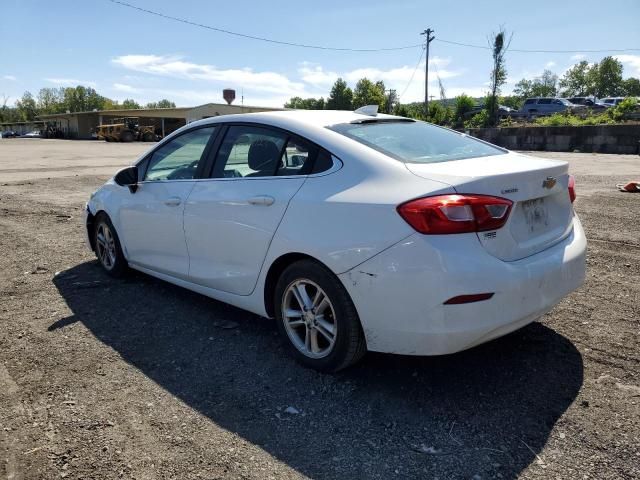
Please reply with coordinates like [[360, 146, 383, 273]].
[[20, 130, 42, 138], [567, 97, 609, 111], [599, 97, 627, 106], [85, 109, 586, 371], [464, 104, 514, 119], [1, 130, 19, 138], [521, 97, 585, 116]]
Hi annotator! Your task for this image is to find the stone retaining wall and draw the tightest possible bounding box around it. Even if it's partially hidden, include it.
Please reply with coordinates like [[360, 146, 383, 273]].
[[467, 124, 640, 154]]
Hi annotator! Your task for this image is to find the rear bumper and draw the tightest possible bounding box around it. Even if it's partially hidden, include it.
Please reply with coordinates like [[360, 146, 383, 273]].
[[339, 215, 587, 355]]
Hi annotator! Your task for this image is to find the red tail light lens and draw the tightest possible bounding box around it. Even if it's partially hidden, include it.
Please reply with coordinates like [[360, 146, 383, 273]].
[[568, 175, 576, 203], [397, 194, 513, 234]]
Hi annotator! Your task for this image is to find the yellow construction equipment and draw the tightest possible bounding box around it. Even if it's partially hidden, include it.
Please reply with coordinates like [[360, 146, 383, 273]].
[[96, 118, 156, 142]]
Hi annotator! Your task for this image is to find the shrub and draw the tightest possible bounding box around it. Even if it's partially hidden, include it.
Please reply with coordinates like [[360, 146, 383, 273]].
[[608, 97, 639, 122], [464, 110, 490, 128], [453, 94, 475, 126], [426, 102, 452, 126]]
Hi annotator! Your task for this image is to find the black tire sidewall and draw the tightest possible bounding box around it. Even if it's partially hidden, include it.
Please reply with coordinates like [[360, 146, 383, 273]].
[[274, 260, 364, 372]]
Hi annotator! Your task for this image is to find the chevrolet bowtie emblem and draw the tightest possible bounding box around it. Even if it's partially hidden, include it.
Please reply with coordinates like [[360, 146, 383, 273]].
[[542, 176, 557, 189]]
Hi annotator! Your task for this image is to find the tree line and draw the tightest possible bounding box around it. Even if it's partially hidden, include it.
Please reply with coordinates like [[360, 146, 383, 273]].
[[0, 86, 176, 123], [285, 50, 640, 128]]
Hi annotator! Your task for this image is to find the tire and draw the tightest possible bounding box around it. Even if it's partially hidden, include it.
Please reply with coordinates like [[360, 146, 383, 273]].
[[120, 130, 134, 142], [93, 213, 128, 277], [274, 259, 366, 372], [142, 132, 155, 142]]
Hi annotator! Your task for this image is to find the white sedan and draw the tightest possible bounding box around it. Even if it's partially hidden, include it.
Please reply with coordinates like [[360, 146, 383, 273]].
[[84, 108, 586, 371]]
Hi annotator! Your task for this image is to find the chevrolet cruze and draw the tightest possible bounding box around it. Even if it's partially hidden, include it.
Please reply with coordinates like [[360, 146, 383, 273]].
[[84, 109, 586, 371]]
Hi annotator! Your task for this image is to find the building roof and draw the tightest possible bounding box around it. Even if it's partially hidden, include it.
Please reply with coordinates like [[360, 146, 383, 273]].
[[37, 102, 282, 120]]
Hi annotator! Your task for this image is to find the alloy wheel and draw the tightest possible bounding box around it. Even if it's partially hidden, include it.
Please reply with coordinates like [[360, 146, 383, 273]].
[[96, 222, 117, 271], [281, 279, 337, 359]]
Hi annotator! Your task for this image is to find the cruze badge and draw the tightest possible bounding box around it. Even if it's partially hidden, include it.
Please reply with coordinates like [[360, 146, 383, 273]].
[[542, 176, 557, 189]]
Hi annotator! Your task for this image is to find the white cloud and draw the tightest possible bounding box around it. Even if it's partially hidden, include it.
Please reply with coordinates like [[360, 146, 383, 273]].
[[545, 61, 556, 68], [113, 83, 139, 93], [298, 63, 339, 87], [615, 54, 640, 77], [570, 54, 586, 61], [2, 75, 16, 81], [45, 78, 97, 87], [112, 54, 307, 96], [110, 53, 470, 106]]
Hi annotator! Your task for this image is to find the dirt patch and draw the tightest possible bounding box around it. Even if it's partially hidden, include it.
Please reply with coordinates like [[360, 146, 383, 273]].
[[1, 141, 638, 479]]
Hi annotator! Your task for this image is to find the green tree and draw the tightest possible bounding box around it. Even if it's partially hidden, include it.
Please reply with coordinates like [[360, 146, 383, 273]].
[[588, 56, 624, 97], [500, 95, 522, 110], [622, 77, 640, 96], [326, 78, 353, 110], [488, 28, 510, 125], [37, 88, 64, 114], [453, 94, 475, 126], [146, 99, 176, 109], [61, 86, 106, 112], [426, 101, 452, 125], [284, 97, 325, 109], [352, 78, 386, 110], [16, 91, 38, 121], [121, 98, 141, 109], [513, 70, 558, 100], [559, 61, 591, 96]]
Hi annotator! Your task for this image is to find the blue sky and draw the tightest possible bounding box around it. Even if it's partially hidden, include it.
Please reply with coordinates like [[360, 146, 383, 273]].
[[2, 0, 639, 107]]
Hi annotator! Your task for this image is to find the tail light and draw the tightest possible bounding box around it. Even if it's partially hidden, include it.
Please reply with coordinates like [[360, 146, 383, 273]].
[[568, 175, 576, 203], [397, 194, 513, 234]]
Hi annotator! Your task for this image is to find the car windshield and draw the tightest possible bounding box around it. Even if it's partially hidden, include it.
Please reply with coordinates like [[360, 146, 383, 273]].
[[328, 120, 506, 164]]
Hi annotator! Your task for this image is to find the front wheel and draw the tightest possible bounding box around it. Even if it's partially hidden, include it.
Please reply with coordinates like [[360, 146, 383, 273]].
[[93, 213, 128, 277], [274, 260, 366, 372]]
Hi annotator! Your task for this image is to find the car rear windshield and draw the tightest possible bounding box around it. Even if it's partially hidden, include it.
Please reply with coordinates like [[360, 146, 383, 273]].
[[328, 120, 505, 164]]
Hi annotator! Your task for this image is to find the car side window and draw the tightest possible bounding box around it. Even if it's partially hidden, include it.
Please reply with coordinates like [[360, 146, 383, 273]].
[[538, 99, 552, 104], [213, 126, 287, 178], [277, 137, 316, 176], [144, 127, 216, 181], [311, 149, 335, 174], [524, 99, 536, 105]]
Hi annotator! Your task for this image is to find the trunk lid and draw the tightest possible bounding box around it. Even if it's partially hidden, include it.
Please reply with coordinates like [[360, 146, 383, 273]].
[[405, 152, 574, 261]]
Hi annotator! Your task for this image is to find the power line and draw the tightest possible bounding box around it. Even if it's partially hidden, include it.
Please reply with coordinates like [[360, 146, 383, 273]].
[[107, 0, 422, 52], [435, 38, 640, 53], [107, 0, 640, 55], [399, 47, 425, 99]]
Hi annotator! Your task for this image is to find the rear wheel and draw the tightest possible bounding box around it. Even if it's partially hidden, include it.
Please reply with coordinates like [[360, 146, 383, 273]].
[[120, 130, 134, 142], [93, 213, 128, 277], [274, 260, 366, 372], [142, 131, 155, 142]]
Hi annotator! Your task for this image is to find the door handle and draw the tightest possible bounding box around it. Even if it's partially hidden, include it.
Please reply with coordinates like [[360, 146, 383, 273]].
[[164, 197, 182, 207], [248, 195, 275, 206]]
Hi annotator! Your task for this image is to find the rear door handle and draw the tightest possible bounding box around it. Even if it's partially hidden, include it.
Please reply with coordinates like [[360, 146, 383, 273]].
[[248, 195, 275, 206], [164, 197, 182, 207]]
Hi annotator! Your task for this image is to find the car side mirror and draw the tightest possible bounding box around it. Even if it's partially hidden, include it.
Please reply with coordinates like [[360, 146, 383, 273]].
[[114, 166, 139, 193]]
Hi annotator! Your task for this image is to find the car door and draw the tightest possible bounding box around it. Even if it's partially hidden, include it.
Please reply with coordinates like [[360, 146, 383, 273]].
[[118, 126, 217, 279], [183, 124, 317, 295]]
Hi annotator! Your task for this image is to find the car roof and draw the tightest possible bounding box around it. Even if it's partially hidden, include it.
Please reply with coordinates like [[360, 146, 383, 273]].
[[191, 109, 405, 129]]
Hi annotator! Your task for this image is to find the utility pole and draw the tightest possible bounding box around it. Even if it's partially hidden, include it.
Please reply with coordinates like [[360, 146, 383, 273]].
[[421, 28, 435, 117], [385, 88, 397, 113]]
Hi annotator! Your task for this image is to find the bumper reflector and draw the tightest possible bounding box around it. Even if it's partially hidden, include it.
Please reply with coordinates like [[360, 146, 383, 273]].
[[444, 293, 494, 305]]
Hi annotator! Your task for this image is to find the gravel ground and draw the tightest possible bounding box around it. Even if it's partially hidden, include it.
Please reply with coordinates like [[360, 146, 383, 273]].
[[1, 139, 638, 480]]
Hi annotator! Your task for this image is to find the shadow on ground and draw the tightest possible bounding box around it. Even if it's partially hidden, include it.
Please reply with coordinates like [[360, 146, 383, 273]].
[[52, 261, 583, 479]]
